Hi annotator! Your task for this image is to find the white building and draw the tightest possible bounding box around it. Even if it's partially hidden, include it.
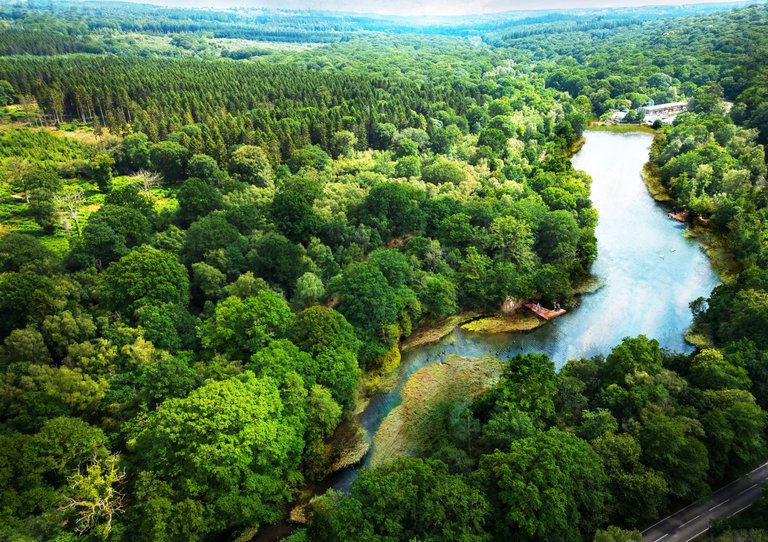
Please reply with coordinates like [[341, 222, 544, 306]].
[[610, 110, 628, 122], [641, 101, 688, 125]]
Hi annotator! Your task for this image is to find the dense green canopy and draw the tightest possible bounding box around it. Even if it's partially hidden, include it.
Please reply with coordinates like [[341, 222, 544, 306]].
[[1, 2, 768, 540]]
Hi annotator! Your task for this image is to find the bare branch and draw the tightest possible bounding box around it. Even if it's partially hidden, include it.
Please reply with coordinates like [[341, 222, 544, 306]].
[[58, 454, 126, 539], [133, 169, 163, 199], [56, 189, 85, 236]]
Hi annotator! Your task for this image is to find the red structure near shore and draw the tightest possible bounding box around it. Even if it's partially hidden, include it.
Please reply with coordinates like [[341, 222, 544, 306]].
[[668, 210, 690, 223], [525, 303, 567, 320]]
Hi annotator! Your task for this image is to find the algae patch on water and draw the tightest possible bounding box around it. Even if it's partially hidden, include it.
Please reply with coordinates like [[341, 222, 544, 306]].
[[370, 354, 504, 467], [363, 344, 401, 395], [574, 275, 605, 295], [587, 123, 658, 135], [400, 312, 481, 352], [684, 225, 740, 283], [325, 418, 370, 474], [641, 162, 674, 203], [684, 328, 715, 349], [461, 313, 542, 334]]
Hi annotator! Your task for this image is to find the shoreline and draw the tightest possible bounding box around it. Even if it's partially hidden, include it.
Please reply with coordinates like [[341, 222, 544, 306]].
[[639, 146, 740, 283], [637, 133, 738, 349], [587, 122, 658, 134]]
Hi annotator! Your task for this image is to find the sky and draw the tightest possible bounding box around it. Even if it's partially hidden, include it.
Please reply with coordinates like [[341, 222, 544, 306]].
[[112, 0, 751, 17]]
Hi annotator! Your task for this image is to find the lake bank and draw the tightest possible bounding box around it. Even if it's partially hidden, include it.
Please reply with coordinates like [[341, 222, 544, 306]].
[[587, 122, 659, 135], [640, 139, 741, 283]]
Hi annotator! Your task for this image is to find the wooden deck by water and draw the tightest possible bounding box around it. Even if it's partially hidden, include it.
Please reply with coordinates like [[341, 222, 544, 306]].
[[525, 303, 567, 320], [668, 210, 689, 223]]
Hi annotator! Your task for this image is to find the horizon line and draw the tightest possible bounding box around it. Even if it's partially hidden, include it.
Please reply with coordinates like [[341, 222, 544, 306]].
[[46, 0, 765, 19]]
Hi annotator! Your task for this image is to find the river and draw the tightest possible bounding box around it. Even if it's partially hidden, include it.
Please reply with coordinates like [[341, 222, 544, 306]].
[[329, 130, 721, 490]]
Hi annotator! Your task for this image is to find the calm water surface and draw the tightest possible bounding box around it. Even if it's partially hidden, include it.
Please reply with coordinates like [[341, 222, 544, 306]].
[[333, 130, 720, 489]]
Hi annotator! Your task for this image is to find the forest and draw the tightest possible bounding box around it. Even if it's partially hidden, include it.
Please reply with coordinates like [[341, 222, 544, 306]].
[[0, 1, 768, 541]]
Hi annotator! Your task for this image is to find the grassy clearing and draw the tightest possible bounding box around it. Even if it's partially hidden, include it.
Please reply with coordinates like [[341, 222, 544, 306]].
[[371, 355, 504, 467], [0, 127, 90, 253], [0, 171, 175, 255], [1, 190, 67, 253], [121, 33, 181, 54], [210, 37, 319, 52], [0, 104, 36, 128]]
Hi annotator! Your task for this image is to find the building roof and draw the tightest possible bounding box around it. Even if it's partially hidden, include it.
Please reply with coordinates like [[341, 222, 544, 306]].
[[642, 101, 688, 112]]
